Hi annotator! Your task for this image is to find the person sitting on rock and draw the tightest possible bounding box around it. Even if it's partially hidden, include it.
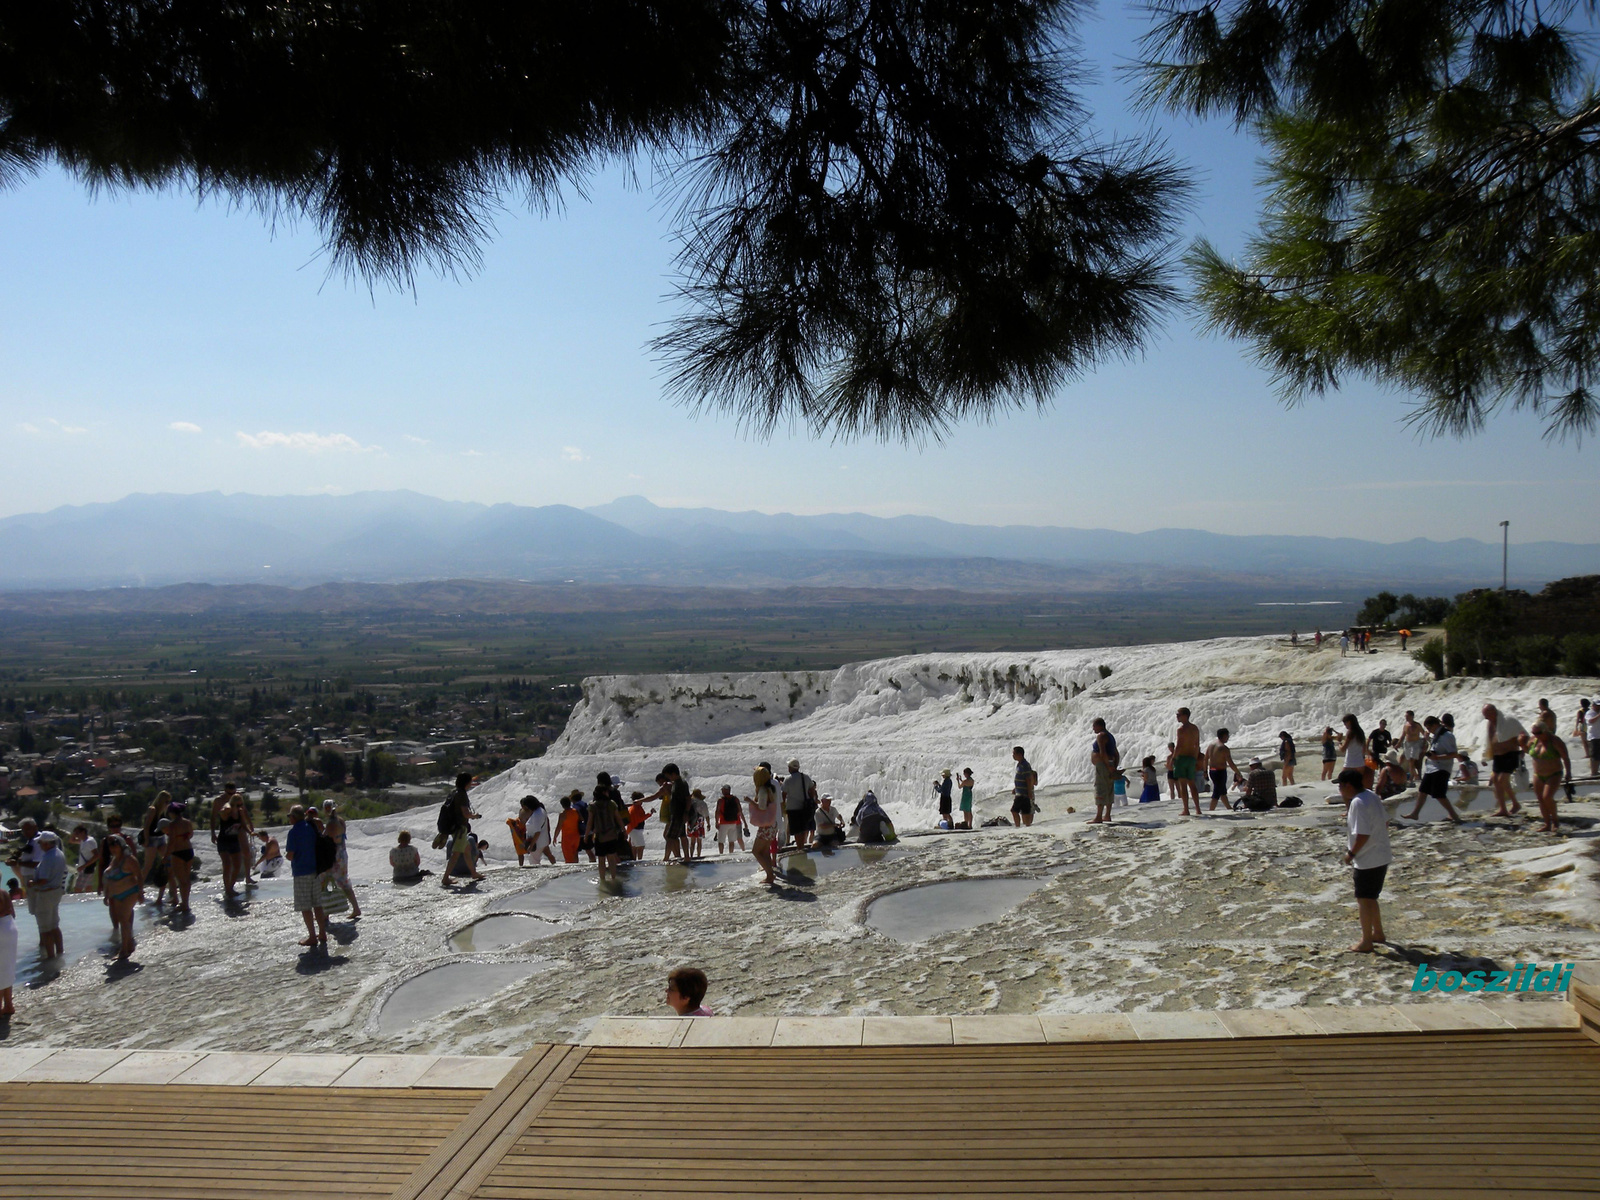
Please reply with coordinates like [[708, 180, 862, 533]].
[[1237, 758, 1278, 811]]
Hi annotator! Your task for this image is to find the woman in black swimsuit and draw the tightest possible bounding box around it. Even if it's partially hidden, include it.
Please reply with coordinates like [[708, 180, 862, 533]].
[[215, 797, 247, 898]]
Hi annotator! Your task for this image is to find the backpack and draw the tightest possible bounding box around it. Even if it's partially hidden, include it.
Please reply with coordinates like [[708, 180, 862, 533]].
[[315, 833, 338, 874], [437, 797, 460, 836]]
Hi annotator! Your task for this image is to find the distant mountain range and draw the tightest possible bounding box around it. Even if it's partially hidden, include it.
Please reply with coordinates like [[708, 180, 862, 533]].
[[0, 490, 1589, 592]]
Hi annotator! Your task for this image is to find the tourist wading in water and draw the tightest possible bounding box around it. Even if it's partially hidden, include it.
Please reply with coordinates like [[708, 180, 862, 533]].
[[1526, 724, 1573, 833], [747, 764, 780, 884], [1482, 704, 1527, 817]]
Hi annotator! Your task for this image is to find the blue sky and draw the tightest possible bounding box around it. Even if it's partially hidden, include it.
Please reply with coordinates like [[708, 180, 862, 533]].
[[1, 5, 1592, 541]]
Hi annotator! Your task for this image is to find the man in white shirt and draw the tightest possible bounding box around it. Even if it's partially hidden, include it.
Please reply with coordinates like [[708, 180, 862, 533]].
[[1481, 704, 1526, 818], [1339, 769, 1392, 952], [1403, 715, 1463, 823], [1584, 700, 1600, 775]]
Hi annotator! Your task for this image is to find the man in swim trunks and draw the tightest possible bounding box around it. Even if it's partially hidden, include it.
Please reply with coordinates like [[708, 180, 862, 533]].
[[1173, 709, 1201, 814], [1205, 728, 1243, 811], [1398, 710, 1425, 783], [165, 801, 196, 913], [1010, 746, 1036, 827], [1482, 704, 1526, 817]]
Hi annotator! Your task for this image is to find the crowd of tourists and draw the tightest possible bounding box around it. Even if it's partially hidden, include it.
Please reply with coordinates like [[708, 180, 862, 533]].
[[2, 694, 1590, 1016]]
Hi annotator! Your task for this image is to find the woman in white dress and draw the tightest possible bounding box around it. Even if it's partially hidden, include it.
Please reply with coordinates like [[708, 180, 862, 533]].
[[1, 881, 21, 1015]]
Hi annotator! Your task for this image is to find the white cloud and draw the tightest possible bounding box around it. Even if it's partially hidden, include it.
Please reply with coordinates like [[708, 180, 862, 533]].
[[18, 422, 40, 435], [462, 449, 485, 457], [404, 434, 428, 445], [235, 430, 378, 454], [561, 446, 587, 462], [169, 421, 203, 434], [19, 419, 87, 435], [55, 423, 88, 435]]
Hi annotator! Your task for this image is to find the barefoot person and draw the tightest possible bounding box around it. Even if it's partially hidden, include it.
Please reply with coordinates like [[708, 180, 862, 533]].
[[165, 801, 196, 913], [284, 805, 328, 948], [1399, 711, 1425, 783], [28, 831, 67, 961], [660, 764, 692, 862], [782, 759, 817, 850], [320, 801, 361, 918], [1172, 711, 1201, 814], [1089, 730, 1115, 823], [623, 792, 651, 861], [1010, 746, 1037, 827], [1336, 714, 1370, 788], [747, 767, 780, 885], [1527, 724, 1572, 833], [101, 834, 144, 961], [440, 773, 483, 887], [713, 786, 743, 854], [958, 768, 975, 828], [1482, 704, 1527, 817], [588, 773, 628, 883], [1277, 731, 1297, 786], [0, 881, 16, 1017], [1205, 729, 1243, 811], [1338, 769, 1391, 952], [1404, 716, 1463, 822]]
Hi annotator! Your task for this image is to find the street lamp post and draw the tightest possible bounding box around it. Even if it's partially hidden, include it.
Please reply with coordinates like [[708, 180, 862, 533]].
[[1499, 520, 1509, 590]]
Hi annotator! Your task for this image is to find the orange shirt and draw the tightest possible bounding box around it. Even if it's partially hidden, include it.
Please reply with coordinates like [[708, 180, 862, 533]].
[[556, 810, 581, 843], [626, 803, 651, 833]]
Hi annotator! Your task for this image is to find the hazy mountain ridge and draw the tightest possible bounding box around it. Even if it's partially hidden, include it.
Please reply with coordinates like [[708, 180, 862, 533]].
[[0, 489, 1588, 591]]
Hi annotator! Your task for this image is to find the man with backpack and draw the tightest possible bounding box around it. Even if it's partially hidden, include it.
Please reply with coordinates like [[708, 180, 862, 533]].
[[438, 772, 482, 887]]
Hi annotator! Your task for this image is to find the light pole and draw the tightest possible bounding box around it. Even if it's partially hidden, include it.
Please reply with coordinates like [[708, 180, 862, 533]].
[[1499, 520, 1509, 590]]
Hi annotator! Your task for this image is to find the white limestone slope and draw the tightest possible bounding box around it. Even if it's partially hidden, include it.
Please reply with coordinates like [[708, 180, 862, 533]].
[[342, 635, 1596, 879]]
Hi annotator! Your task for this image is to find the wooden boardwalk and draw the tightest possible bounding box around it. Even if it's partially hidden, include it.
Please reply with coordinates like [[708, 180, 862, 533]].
[[4, 1029, 1596, 1198]]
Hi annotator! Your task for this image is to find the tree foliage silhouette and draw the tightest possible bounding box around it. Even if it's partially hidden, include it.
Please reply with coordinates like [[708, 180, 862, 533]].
[[1142, 0, 1600, 439], [1, 0, 1185, 440]]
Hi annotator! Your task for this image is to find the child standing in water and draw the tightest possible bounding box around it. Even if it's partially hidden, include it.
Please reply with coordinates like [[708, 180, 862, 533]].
[[1139, 756, 1161, 803]]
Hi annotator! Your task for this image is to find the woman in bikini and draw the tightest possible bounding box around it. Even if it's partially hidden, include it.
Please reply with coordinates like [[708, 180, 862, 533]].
[[1527, 725, 1572, 834], [1278, 731, 1297, 785], [102, 835, 145, 961], [165, 801, 196, 913], [140, 791, 171, 901]]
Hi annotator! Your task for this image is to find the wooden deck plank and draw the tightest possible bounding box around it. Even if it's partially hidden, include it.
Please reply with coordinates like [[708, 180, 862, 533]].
[[2, 1026, 1592, 1200]]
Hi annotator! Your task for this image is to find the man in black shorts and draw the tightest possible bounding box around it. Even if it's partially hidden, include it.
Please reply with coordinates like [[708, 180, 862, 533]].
[[1481, 704, 1526, 818], [1404, 715, 1463, 823], [1339, 769, 1392, 952], [1011, 746, 1036, 827]]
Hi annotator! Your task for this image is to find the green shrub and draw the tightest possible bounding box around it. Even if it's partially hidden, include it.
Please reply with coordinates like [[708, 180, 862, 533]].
[[1508, 635, 1560, 677], [1561, 633, 1600, 677], [1412, 636, 1447, 680]]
